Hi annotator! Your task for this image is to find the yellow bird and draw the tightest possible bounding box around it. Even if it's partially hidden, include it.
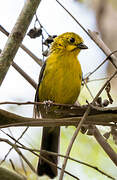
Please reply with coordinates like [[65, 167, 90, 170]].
[[35, 32, 88, 178]]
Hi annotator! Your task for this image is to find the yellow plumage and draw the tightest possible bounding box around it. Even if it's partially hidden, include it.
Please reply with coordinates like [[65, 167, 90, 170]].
[[39, 53, 82, 104], [36, 32, 88, 178], [39, 32, 86, 104]]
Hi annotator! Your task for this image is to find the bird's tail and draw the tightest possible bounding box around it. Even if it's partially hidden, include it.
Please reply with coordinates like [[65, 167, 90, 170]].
[[37, 126, 60, 179]]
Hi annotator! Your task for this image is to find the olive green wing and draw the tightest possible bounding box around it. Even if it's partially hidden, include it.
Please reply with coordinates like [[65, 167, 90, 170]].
[[34, 61, 46, 118]]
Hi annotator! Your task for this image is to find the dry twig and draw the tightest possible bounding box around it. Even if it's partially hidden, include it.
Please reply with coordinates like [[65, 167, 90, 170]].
[[0, 138, 36, 174], [2, 131, 115, 180], [0, 127, 29, 166]]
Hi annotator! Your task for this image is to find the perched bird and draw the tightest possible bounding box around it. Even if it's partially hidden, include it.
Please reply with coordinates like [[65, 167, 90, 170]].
[[34, 32, 88, 179]]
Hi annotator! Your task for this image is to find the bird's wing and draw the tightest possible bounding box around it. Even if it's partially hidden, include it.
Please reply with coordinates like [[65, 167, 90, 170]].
[[33, 61, 46, 118]]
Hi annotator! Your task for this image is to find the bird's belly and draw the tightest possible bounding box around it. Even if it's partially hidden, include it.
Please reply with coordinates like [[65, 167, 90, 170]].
[[39, 69, 81, 104]]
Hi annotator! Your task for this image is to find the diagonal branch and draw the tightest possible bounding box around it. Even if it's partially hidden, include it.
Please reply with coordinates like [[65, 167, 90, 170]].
[[12, 61, 37, 89], [88, 30, 117, 69], [0, 0, 42, 85], [0, 138, 36, 174], [0, 25, 43, 66], [0, 47, 37, 89], [93, 127, 117, 166]]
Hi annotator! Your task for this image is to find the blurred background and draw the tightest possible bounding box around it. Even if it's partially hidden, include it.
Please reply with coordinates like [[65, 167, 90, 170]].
[[0, 0, 117, 179]]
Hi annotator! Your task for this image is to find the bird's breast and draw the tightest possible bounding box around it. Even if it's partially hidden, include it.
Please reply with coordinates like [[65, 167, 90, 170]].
[[39, 54, 82, 104]]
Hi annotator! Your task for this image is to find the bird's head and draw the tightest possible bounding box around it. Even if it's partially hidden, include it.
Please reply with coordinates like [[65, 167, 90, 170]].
[[50, 32, 88, 55]]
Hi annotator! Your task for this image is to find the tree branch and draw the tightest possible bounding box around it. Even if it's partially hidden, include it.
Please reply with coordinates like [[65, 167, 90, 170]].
[[0, 25, 43, 66], [0, 0, 42, 85], [93, 127, 117, 166], [0, 106, 117, 128], [12, 61, 37, 89], [1, 132, 115, 180], [88, 30, 117, 69]]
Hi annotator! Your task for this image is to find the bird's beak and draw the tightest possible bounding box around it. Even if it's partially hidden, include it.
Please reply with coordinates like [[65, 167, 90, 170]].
[[77, 42, 88, 49]]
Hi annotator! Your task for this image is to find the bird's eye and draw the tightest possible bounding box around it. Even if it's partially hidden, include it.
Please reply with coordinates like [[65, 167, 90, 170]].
[[70, 37, 75, 43]]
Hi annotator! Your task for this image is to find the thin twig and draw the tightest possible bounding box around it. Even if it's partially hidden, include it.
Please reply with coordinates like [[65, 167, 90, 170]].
[[59, 106, 91, 180], [0, 49, 37, 89], [83, 50, 117, 101], [9, 158, 26, 179], [0, 53, 37, 89], [0, 100, 77, 106], [1, 130, 80, 179], [10, 127, 28, 176], [0, 127, 29, 166], [1, 136, 79, 180], [94, 126, 117, 167], [5, 131, 115, 180], [9, 159, 17, 172], [87, 77, 109, 82], [2, 128, 115, 180], [35, 14, 50, 36], [83, 80, 94, 99], [19, 156, 27, 176], [31, 151, 115, 180], [0, 99, 117, 111], [85, 50, 117, 80], [56, 0, 90, 37], [12, 62, 37, 89], [0, 138, 36, 174], [14, 144, 116, 180]]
